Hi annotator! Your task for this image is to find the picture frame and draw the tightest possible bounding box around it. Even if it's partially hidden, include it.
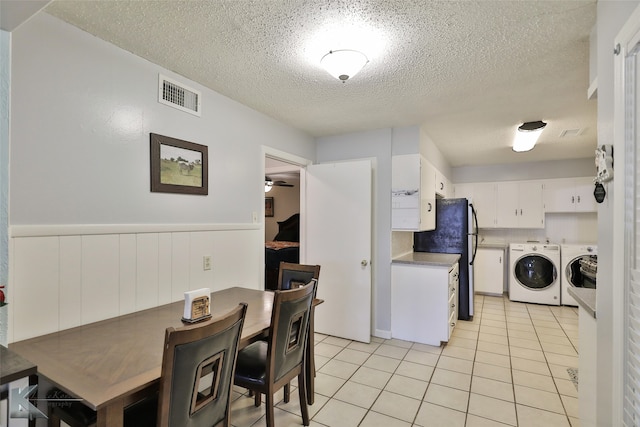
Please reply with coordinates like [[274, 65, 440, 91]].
[[150, 133, 208, 195], [265, 197, 274, 217]]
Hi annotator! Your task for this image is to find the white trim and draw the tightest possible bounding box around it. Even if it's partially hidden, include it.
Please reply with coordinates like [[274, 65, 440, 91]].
[[374, 329, 392, 340], [613, 5, 640, 425], [9, 223, 259, 238]]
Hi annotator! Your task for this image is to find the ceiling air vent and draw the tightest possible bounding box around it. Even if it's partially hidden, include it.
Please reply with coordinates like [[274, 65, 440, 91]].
[[158, 74, 201, 116]]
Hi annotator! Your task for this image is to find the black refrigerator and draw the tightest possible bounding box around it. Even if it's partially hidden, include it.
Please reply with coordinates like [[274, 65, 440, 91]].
[[414, 198, 478, 320]]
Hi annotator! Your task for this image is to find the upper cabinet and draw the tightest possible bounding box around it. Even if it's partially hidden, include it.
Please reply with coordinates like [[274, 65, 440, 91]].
[[434, 168, 451, 198], [543, 177, 597, 213], [496, 181, 544, 228], [392, 154, 436, 231], [453, 183, 497, 228]]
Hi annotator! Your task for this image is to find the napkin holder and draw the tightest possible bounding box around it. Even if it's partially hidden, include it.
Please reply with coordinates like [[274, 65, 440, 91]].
[[182, 288, 211, 323]]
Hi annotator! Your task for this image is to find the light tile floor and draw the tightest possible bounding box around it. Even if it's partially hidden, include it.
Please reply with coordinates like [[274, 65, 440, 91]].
[[229, 294, 580, 427]]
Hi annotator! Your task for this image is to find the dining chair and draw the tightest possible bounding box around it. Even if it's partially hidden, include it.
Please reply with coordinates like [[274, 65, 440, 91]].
[[234, 280, 317, 427], [276, 262, 321, 404], [277, 262, 320, 291], [124, 302, 248, 427]]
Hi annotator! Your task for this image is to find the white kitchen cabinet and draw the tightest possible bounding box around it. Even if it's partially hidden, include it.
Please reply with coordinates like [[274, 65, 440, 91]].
[[392, 154, 436, 231], [454, 182, 497, 228], [495, 181, 544, 228], [473, 248, 504, 295], [435, 168, 450, 198], [543, 177, 597, 213], [391, 260, 459, 346]]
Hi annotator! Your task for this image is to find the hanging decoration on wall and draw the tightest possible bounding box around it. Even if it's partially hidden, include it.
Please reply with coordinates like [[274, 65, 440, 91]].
[[594, 182, 606, 204], [595, 144, 613, 183], [150, 133, 208, 195]]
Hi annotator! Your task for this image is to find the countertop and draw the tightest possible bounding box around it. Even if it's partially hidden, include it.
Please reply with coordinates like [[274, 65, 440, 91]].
[[392, 252, 461, 267], [478, 243, 508, 250], [567, 287, 596, 319]]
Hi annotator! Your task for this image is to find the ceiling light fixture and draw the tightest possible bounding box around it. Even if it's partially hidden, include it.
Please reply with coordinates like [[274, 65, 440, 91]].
[[513, 121, 547, 152], [320, 49, 368, 82], [265, 179, 273, 193]]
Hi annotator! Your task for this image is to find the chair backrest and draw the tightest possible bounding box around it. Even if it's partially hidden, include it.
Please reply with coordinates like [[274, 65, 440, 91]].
[[277, 262, 320, 291], [268, 279, 317, 385], [157, 303, 247, 427]]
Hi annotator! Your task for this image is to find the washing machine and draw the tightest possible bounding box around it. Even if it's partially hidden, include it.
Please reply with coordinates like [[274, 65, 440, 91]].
[[560, 244, 597, 306], [509, 243, 561, 305]]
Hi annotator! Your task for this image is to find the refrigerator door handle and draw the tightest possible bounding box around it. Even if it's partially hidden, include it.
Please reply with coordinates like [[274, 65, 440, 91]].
[[469, 203, 479, 265]]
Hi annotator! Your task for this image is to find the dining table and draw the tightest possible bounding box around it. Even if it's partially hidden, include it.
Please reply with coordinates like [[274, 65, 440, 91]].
[[8, 286, 316, 427]]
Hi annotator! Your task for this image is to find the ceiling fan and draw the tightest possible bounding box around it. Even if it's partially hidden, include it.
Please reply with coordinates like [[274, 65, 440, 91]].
[[265, 176, 294, 192]]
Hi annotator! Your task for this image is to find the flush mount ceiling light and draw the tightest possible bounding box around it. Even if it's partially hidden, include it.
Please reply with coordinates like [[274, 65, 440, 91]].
[[320, 49, 369, 82], [513, 121, 547, 152]]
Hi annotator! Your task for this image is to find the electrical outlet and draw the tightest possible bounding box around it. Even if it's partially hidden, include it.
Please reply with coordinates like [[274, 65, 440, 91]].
[[203, 255, 212, 271]]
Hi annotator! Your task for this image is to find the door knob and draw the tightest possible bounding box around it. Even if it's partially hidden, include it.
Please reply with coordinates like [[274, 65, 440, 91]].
[[361, 260, 369, 267]]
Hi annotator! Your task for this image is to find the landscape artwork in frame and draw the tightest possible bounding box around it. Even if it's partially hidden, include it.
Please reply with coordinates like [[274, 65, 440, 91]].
[[150, 133, 208, 195], [265, 197, 274, 217]]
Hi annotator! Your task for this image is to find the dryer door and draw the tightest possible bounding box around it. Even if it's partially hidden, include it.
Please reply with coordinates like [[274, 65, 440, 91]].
[[566, 255, 597, 289], [514, 254, 557, 290]]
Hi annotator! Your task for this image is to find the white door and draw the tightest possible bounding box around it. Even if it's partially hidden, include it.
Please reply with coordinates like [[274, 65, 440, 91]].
[[302, 160, 372, 343]]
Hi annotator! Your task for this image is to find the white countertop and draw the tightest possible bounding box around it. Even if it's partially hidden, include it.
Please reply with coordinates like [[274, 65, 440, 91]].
[[392, 252, 461, 267], [567, 287, 596, 318]]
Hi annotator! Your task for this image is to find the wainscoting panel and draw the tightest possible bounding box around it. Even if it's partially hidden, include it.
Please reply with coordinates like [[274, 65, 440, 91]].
[[136, 233, 160, 312], [59, 236, 82, 330], [8, 225, 262, 342], [81, 235, 121, 326], [11, 237, 60, 341]]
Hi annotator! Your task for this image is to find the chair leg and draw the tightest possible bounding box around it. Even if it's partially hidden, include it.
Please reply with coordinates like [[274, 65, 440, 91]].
[[284, 383, 290, 403], [265, 391, 275, 427], [253, 391, 261, 407], [297, 371, 310, 426]]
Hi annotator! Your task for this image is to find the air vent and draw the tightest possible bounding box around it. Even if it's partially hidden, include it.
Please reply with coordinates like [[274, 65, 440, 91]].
[[559, 128, 584, 138], [158, 74, 201, 116]]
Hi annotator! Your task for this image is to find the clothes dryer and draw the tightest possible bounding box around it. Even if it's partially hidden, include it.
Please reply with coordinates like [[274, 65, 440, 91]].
[[509, 243, 561, 305], [560, 244, 597, 306]]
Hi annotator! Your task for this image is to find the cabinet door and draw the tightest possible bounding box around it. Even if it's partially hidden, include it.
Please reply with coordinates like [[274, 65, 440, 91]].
[[420, 158, 436, 231], [543, 178, 576, 212], [518, 181, 544, 228], [573, 177, 597, 212], [435, 168, 447, 198], [495, 182, 519, 228], [473, 183, 497, 228], [392, 155, 420, 230], [473, 248, 504, 295]]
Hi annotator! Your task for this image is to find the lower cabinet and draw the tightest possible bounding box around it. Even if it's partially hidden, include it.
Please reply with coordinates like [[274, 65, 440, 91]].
[[391, 262, 459, 346], [474, 248, 505, 295]]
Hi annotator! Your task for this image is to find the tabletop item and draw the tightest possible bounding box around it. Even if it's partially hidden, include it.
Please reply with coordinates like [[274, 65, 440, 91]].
[[182, 288, 211, 323]]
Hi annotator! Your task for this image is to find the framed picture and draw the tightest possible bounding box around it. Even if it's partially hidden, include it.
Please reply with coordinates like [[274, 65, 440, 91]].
[[150, 133, 208, 195], [265, 197, 274, 217]]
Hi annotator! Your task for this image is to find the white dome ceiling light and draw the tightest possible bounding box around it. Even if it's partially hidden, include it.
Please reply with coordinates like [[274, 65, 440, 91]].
[[320, 49, 369, 82]]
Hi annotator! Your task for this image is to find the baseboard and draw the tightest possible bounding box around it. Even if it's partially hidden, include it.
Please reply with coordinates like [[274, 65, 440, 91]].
[[373, 329, 392, 340]]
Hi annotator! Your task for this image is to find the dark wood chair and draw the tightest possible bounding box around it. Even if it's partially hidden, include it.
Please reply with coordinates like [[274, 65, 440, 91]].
[[125, 303, 248, 427], [234, 280, 317, 427], [277, 262, 321, 404], [277, 262, 320, 291]]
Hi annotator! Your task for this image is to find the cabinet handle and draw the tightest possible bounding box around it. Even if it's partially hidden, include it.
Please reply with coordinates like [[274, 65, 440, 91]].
[[578, 196, 581, 203], [428, 202, 432, 212], [451, 303, 456, 308], [572, 196, 575, 203], [499, 256, 502, 263], [440, 182, 444, 190], [515, 209, 517, 216], [520, 209, 523, 215], [451, 322, 456, 327]]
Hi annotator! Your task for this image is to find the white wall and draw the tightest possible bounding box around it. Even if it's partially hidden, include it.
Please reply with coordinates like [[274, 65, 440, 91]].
[[316, 128, 393, 337], [596, 2, 640, 425], [7, 13, 316, 341], [452, 158, 595, 183]]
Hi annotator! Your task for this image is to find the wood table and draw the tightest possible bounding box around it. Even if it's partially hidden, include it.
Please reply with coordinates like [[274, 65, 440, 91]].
[[9, 287, 277, 427]]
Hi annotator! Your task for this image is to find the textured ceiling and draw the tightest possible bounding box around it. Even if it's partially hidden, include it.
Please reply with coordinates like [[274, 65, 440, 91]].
[[44, 0, 597, 167]]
